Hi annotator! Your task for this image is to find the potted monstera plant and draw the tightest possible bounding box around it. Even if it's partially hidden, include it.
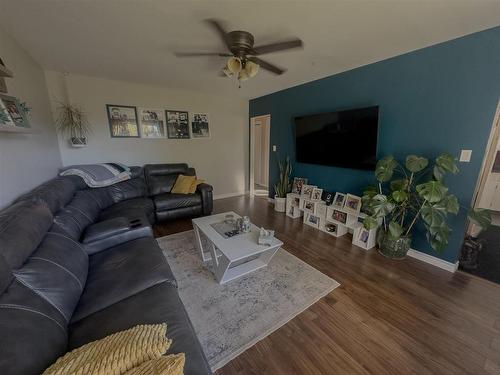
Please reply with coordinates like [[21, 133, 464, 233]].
[[362, 154, 491, 259], [274, 156, 292, 212]]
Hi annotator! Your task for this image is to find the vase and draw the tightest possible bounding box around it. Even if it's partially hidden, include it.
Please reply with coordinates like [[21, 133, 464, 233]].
[[378, 232, 411, 259], [274, 196, 286, 212]]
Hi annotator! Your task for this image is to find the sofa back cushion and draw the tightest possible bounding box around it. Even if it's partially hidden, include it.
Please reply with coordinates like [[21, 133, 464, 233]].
[[0, 201, 53, 271], [144, 164, 196, 196], [15, 176, 84, 214], [51, 190, 102, 241], [13, 232, 88, 322], [107, 175, 147, 203]]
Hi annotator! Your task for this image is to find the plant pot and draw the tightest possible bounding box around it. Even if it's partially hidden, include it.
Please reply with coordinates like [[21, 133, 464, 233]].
[[378, 232, 411, 259], [274, 196, 286, 212], [459, 235, 483, 270], [70, 137, 87, 148]]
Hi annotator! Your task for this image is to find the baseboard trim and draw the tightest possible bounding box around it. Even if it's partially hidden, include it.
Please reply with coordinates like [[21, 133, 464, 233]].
[[407, 248, 459, 273], [213, 191, 248, 200]]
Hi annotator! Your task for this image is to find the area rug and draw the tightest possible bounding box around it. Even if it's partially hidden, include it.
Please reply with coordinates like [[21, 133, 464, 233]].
[[157, 230, 340, 371]]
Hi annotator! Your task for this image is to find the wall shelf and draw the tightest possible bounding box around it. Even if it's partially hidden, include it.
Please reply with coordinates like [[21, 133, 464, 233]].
[[0, 126, 38, 134]]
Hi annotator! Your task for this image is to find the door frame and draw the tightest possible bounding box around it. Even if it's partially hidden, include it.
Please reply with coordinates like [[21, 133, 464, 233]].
[[468, 100, 500, 233], [250, 114, 271, 197]]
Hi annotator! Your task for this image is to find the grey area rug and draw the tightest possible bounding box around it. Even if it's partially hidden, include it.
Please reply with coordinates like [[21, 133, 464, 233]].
[[157, 230, 340, 371]]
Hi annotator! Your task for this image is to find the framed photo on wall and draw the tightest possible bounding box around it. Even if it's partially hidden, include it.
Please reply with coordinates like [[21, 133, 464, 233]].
[[166, 110, 190, 139], [191, 113, 210, 138], [106, 104, 140, 138], [138, 108, 165, 138], [0, 94, 30, 128]]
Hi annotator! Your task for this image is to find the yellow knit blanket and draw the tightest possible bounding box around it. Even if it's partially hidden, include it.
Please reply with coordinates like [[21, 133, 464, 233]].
[[43, 324, 184, 375]]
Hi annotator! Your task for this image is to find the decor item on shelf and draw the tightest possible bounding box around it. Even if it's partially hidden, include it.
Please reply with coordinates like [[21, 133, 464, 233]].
[[274, 156, 292, 212], [174, 19, 303, 87], [0, 57, 13, 94], [344, 193, 362, 215], [312, 187, 323, 200], [301, 184, 315, 199], [191, 113, 210, 138], [106, 104, 139, 138], [166, 109, 190, 139], [362, 154, 491, 259], [0, 94, 30, 128], [0, 104, 13, 126], [291, 177, 308, 194], [333, 192, 346, 208], [56, 103, 92, 147], [323, 191, 334, 205], [258, 227, 275, 245], [138, 108, 165, 138]]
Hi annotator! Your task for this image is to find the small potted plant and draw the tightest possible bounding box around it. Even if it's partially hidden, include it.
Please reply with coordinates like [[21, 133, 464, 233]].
[[362, 154, 491, 259], [274, 156, 292, 212], [55, 103, 91, 147]]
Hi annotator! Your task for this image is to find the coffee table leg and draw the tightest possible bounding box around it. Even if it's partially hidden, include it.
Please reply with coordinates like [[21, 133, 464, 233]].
[[193, 224, 211, 262]]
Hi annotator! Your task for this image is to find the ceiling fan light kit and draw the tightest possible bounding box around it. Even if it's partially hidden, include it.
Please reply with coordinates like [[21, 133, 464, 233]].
[[174, 19, 303, 87]]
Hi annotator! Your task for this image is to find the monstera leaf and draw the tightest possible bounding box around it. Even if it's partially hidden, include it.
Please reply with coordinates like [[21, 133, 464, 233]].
[[375, 156, 398, 182], [388, 221, 404, 240], [369, 194, 395, 218], [392, 190, 408, 203], [468, 208, 491, 230], [416, 181, 448, 203], [420, 204, 445, 227], [405, 155, 429, 173], [363, 216, 379, 230], [433, 153, 459, 180], [442, 194, 459, 214], [426, 223, 451, 253], [390, 179, 409, 192]]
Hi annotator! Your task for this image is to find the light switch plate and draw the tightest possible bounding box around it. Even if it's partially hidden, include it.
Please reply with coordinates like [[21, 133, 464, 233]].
[[459, 150, 472, 162], [273, 145, 277, 152]]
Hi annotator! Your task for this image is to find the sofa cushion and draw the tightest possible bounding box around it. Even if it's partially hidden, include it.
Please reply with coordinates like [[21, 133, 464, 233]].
[[144, 164, 196, 196], [15, 176, 80, 214], [99, 197, 155, 224], [107, 175, 148, 204], [71, 237, 176, 322], [51, 190, 102, 241], [171, 175, 196, 194], [13, 232, 88, 322], [68, 283, 211, 375], [154, 193, 202, 212], [0, 280, 68, 375], [0, 201, 53, 270]]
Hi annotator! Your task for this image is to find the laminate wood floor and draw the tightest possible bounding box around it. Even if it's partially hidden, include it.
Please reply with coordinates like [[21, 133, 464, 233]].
[[154, 195, 500, 375]]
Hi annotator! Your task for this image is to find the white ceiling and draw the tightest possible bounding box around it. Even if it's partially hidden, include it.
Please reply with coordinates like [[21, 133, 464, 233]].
[[1, 0, 500, 99]]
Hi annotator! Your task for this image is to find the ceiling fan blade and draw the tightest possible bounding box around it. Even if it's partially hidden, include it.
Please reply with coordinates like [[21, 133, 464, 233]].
[[251, 39, 303, 55], [205, 19, 231, 50], [247, 57, 285, 75], [174, 52, 232, 57]]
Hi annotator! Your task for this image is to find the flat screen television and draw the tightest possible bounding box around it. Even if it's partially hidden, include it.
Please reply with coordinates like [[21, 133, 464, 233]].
[[294, 106, 379, 170]]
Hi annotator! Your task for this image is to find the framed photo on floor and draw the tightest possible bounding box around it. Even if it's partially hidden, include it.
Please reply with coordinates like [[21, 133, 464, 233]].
[[291, 177, 308, 194], [138, 108, 165, 138], [332, 192, 346, 208], [301, 184, 316, 199], [106, 104, 139, 138], [344, 193, 362, 215], [166, 110, 190, 139], [0, 94, 29, 128], [311, 187, 323, 201], [191, 113, 210, 138]]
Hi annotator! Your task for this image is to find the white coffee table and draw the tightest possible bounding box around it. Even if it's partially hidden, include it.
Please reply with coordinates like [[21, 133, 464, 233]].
[[192, 211, 283, 284]]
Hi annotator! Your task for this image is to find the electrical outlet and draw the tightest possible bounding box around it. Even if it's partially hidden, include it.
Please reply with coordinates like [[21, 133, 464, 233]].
[[459, 150, 472, 162]]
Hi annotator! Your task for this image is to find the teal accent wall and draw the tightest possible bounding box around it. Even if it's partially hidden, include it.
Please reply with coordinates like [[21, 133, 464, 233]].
[[250, 26, 500, 263]]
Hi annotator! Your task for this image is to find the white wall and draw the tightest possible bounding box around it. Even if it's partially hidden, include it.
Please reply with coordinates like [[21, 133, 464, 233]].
[[44, 71, 249, 198], [0, 27, 62, 208]]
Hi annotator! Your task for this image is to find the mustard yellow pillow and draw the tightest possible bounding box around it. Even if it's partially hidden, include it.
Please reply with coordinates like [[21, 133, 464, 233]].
[[171, 175, 196, 194], [42, 324, 171, 375], [123, 354, 185, 375], [188, 179, 205, 194]]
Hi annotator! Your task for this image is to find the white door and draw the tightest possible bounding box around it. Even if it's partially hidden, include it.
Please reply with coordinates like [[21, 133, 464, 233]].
[[250, 115, 271, 196]]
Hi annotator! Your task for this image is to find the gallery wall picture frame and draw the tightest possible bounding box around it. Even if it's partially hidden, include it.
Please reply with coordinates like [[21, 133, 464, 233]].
[[166, 110, 190, 139], [0, 94, 29, 128], [344, 193, 362, 215], [138, 108, 165, 138], [106, 104, 140, 138], [191, 113, 210, 138]]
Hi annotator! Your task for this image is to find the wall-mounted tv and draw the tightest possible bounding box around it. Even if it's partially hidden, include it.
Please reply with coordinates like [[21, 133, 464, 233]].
[[294, 106, 379, 170]]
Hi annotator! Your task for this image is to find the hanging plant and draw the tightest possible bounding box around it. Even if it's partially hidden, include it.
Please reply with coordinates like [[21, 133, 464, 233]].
[[55, 102, 92, 147]]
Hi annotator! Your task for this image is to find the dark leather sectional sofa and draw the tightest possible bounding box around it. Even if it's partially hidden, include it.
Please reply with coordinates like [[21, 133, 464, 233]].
[[0, 164, 213, 375]]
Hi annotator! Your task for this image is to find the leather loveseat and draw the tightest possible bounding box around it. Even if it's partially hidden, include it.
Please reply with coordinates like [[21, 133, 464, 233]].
[[0, 164, 212, 375]]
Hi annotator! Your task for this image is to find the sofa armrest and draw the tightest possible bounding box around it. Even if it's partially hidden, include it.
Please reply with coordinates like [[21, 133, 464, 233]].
[[196, 183, 213, 215], [82, 216, 153, 255]]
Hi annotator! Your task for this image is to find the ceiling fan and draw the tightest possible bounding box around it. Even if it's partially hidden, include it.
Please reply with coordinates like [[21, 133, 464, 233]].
[[174, 19, 303, 84]]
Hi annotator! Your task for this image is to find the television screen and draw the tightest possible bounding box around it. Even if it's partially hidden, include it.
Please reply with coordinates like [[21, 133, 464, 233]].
[[294, 106, 379, 170]]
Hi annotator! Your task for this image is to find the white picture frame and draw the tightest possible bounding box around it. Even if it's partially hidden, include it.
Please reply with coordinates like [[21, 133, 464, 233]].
[[344, 193, 362, 215], [301, 184, 316, 199], [332, 192, 346, 208], [138, 108, 165, 138], [311, 188, 323, 201]]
